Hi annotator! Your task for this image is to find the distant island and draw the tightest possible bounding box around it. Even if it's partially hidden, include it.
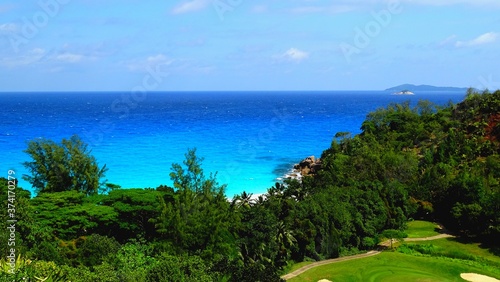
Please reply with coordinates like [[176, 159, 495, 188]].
[[385, 84, 469, 92]]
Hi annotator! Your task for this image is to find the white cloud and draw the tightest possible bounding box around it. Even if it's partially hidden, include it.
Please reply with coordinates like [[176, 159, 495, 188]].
[[290, 5, 355, 14], [146, 54, 170, 65], [56, 53, 84, 63], [172, 0, 210, 14], [0, 23, 17, 34], [251, 5, 268, 13], [30, 48, 46, 56], [455, 32, 498, 47], [438, 35, 457, 47], [127, 54, 173, 72], [0, 48, 47, 68], [0, 47, 92, 68], [287, 0, 500, 13], [290, 6, 324, 14], [402, 0, 500, 7], [282, 48, 309, 62], [173, 61, 216, 74], [337, 0, 500, 7]]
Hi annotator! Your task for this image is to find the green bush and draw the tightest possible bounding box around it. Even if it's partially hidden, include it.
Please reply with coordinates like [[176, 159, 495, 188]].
[[412, 243, 440, 255], [362, 237, 376, 249], [0, 259, 67, 282], [77, 234, 120, 267], [397, 244, 419, 255], [145, 254, 213, 282], [111, 242, 156, 282], [30, 241, 67, 265], [60, 264, 98, 281], [31, 260, 66, 281], [93, 262, 121, 282], [398, 243, 480, 263], [447, 250, 477, 261], [397, 243, 440, 256]]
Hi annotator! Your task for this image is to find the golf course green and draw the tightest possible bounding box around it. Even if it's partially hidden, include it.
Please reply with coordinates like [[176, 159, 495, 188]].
[[405, 220, 441, 238], [285, 221, 500, 281], [287, 252, 499, 281]]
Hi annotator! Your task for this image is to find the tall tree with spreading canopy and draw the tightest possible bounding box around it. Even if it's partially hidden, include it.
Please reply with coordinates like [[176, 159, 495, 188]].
[[23, 135, 107, 195], [154, 148, 236, 261]]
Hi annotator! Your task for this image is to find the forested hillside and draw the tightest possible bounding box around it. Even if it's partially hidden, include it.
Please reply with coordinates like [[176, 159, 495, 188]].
[[353, 89, 500, 239], [1, 90, 499, 281]]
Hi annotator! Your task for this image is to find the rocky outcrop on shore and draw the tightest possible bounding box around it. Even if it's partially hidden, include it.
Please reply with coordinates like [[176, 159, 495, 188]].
[[285, 156, 322, 180], [294, 156, 322, 175]]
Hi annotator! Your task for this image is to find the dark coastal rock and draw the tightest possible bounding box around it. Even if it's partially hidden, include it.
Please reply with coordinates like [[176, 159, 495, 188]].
[[292, 155, 322, 178], [284, 156, 323, 181], [311, 162, 322, 173]]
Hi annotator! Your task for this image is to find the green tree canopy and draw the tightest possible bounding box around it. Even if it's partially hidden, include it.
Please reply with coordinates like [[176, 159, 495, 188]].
[[23, 135, 107, 195], [154, 148, 236, 261]]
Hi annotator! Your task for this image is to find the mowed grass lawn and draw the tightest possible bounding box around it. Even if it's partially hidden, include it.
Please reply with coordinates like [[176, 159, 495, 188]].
[[286, 221, 500, 281], [405, 220, 441, 238], [287, 251, 500, 282]]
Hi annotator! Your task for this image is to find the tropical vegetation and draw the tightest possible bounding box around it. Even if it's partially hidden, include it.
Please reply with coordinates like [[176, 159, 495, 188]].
[[1, 89, 499, 281]]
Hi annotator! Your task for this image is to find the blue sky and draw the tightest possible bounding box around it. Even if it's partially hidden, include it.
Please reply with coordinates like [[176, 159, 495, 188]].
[[0, 0, 499, 91]]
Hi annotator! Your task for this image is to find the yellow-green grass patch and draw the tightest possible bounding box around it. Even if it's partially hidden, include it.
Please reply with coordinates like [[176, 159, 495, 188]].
[[287, 252, 500, 282], [405, 220, 441, 238]]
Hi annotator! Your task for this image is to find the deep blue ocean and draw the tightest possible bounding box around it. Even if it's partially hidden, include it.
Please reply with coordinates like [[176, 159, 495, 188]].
[[1, 91, 466, 197]]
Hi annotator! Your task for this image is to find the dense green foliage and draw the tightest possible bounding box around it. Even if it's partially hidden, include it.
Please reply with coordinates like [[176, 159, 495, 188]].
[[354, 89, 500, 240], [1, 90, 499, 281], [22, 135, 108, 195]]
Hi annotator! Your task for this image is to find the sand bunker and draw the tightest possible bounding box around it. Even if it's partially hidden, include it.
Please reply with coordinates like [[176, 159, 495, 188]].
[[460, 273, 500, 282], [317, 280, 332, 282]]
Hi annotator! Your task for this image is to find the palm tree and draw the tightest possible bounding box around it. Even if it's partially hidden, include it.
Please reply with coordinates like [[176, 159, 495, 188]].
[[276, 221, 296, 263], [232, 191, 254, 209]]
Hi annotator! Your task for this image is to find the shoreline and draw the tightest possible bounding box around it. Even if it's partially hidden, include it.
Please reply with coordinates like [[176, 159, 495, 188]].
[[281, 155, 322, 182]]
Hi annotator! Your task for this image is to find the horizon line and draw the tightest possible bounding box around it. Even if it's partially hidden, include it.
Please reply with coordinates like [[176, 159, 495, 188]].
[[0, 89, 472, 94]]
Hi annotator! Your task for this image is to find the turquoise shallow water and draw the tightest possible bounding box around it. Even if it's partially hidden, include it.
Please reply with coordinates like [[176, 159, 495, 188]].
[[0, 91, 465, 197]]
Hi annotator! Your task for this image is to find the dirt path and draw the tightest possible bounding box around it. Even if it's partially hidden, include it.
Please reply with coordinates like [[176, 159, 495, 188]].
[[281, 251, 381, 280], [405, 233, 455, 241], [378, 233, 455, 247], [281, 233, 455, 280]]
